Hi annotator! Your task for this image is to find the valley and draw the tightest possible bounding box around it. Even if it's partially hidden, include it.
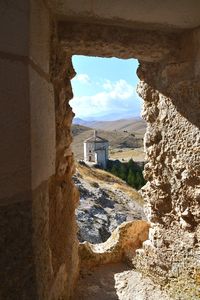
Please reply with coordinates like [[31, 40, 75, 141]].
[[72, 117, 147, 244], [72, 117, 146, 161]]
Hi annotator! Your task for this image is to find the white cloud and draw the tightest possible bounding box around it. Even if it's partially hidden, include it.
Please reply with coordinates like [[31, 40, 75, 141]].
[[74, 73, 90, 84], [70, 79, 142, 119], [104, 79, 134, 99]]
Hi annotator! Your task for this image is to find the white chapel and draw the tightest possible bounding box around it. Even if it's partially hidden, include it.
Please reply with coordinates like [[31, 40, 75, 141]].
[[83, 130, 109, 169]]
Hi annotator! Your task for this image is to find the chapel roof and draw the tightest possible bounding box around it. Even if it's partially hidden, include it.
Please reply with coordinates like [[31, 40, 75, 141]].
[[84, 130, 109, 143]]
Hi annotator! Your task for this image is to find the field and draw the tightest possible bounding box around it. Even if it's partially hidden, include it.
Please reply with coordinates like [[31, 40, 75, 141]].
[[109, 147, 145, 162]]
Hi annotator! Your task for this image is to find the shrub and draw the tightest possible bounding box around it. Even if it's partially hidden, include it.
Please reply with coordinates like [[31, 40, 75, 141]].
[[106, 159, 146, 190]]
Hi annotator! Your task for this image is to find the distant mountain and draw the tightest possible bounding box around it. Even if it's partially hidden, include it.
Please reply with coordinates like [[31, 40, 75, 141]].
[[73, 118, 89, 125], [87, 117, 146, 136], [84, 112, 141, 121], [73, 117, 99, 127]]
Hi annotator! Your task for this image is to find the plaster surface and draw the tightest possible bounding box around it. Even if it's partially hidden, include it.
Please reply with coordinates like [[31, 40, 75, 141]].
[[48, 0, 200, 31]]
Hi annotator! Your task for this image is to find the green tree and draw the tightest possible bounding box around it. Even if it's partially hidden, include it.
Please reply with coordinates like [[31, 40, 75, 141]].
[[128, 158, 135, 169], [127, 169, 136, 188], [106, 159, 146, 190], [119, 163, 128, 181], [110, 165, 118, 176], [135, 171, 143, 189]]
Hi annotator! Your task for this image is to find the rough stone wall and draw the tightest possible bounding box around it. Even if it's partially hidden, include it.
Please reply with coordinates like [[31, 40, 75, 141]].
[[58, 21, 197, 298], [79, 220, 149, 269], [49, 28, 79, 299], [58, 21, 178, 62], [134, 28, 200, 299], [1, 2, 200, 299]]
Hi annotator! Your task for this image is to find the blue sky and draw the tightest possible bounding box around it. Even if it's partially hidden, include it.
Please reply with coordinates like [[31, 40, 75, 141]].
[[70, 55, 142, 120]]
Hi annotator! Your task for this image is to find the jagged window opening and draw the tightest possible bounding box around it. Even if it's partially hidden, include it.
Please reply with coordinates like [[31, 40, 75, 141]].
[[70, 55, 147, 245]]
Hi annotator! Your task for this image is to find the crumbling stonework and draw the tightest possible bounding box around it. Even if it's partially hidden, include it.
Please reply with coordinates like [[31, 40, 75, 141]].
[[58, 21, 200, 298], [1, 1, 200, 299], [134, 30, 200, 299], [79, 220, 149, 269], [48, 28, 79, 299]]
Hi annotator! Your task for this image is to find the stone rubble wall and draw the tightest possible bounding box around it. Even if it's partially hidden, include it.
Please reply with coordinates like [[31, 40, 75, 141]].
[[79, 220, 149, 269], [134, 28, 200, 299]]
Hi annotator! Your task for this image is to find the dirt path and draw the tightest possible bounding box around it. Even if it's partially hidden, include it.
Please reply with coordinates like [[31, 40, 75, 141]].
[[72, 263, 172, 300]]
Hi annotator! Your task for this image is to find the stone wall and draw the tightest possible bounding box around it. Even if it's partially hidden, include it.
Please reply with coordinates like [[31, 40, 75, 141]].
[[49, 27, 79, 299], [79, 220, 149, 269], [0, 1, 79, 299], [59, 21, 200, 298], [1, 1, 200, 299], [134, 28, 200, 299], [0, 1, 37, 298], [31, 15, 79, 300]]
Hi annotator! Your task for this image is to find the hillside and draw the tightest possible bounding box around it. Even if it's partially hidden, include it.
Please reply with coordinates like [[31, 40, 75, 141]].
[[74, 162, 145, 243], [72, 124, 144, 160], [73, 117, 146, 136]]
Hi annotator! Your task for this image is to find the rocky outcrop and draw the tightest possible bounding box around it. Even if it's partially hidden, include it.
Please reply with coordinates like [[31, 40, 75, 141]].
[[79, 220, 149, 269], [133, 30, 200, 299], [73, 166, 145, 244]]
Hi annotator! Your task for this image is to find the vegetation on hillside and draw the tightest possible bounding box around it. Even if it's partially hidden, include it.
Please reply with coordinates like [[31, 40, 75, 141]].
[[76, 161, 144, 205], [106, 159, 146, 190]]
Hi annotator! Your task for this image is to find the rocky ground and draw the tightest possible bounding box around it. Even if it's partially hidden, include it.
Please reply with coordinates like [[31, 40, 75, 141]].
[[73, 162, 145, 244], [72, 163, 173, 300], [72, 263, 172, 300]]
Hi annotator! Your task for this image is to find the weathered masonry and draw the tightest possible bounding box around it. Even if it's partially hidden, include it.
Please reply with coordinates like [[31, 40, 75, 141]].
[[0, 1, 200, 299], [84, 130, 109, 169]]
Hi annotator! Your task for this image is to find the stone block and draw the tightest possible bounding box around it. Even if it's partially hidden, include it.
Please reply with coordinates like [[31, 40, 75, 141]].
[[0, 0, 29, 56], [0, 58, 31, 201], [30, 0, 51, 73], [29, 66, 55, 189]]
